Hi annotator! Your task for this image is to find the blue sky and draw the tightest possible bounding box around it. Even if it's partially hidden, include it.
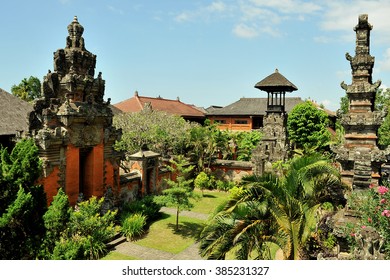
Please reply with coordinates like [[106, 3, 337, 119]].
[[2, 0, 390, 111]]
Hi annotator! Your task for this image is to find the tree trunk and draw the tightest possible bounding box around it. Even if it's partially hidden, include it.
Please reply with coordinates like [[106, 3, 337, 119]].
[[176, 207, 179, 231]]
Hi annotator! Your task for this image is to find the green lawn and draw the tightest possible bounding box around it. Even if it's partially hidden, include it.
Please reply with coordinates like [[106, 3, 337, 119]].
[[100, 251, 138, 260], [134, 213, 205, 254], [102, 189, 230, 260], [191, 189, 230, 215]]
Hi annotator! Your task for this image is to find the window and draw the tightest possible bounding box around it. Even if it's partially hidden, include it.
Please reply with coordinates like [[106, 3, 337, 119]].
[[252, 117, 263, 129], [215, 119, 227, 124], [234, 120, 248, 124]]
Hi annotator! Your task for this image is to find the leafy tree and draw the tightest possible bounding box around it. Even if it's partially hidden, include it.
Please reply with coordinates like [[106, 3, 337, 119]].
[[154, 156, 199, 230], [113, 109, 197, 158], [0, 138, 47, 259], [41, 188, 71, 257], [376, 88, 390, 147], [189, 122, 222, 172], [339, 94, 349, 114], [287, 100, 331, 151], [235, 131, 262, 161], [200, 153, 343, 260], [11, 76, 41, 102]]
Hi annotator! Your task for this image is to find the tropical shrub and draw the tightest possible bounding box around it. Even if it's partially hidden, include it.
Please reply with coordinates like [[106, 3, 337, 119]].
[[346, 184, 390, 258], [121, 213, 147, 241], [51, 196, 119, 260], [120, 195, 161, 223], [200, 153, 342, 260], [194, 171, 210, 194], [216, 180, 236, 192]]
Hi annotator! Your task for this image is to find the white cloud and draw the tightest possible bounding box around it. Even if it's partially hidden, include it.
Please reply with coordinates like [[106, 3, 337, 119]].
[[174, 1, 230, 22], [239, 4, 282, 24], [377, 48, 390, 72], [107, 5, 124, 15], [233, 23, 259, 38], [232, 0, 321, 39], [320, 1, 390, 43], [249, 0, 322, 14], [207, 1, 227, 12], [175, 12, 192, 22]]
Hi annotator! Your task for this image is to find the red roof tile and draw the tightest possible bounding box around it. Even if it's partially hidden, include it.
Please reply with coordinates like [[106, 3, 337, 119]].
[[113, 92, 205, 118]]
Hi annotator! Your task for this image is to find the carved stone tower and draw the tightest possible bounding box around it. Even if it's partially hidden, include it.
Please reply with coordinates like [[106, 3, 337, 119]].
[[251, 69, 298, 175], [333, 14, 388, 189], [29, 17, 121, 205]]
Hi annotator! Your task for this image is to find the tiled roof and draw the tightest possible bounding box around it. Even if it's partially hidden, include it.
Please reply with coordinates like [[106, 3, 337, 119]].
[[255, 69, 298, 92], [0, 88, 33, 135], [109, 104, 123, 115], [207, 97, 303, 116], [113, 92, 205, 118]]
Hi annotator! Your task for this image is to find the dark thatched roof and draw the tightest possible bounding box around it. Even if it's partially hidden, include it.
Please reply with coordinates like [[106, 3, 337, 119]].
[[255, 69, 298, 92], [0, 88, 33, 135], [206, 97, 303, 116]]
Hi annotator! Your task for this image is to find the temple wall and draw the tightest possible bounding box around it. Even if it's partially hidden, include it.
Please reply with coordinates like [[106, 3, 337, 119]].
[[210, 160, 253, 182], [40, 166, 60, 205]]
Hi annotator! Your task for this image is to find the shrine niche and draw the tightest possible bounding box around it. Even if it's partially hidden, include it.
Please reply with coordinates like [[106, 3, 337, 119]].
[[29, 16, 121, 205]]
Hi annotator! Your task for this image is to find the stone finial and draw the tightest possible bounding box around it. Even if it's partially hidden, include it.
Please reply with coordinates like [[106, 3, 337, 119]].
[[66, 16, 85, 50], [354, 14, 373, 31]]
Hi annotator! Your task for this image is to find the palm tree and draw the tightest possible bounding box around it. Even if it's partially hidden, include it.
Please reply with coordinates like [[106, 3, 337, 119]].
[[199, 153, 342, 260]]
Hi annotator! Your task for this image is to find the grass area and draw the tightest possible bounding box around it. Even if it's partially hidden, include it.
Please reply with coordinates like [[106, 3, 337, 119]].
[[191, 189, 230, 215], [102, 189, 230, 260], [100, 251, 138, 260], [134, 213, 205, 254]]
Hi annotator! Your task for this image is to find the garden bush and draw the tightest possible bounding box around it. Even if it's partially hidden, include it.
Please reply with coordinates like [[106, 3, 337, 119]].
[[120, 195, 162, 223], [121, 213, 147, 241], [346, 184, 390, 258], [216, 180, 236, 191]]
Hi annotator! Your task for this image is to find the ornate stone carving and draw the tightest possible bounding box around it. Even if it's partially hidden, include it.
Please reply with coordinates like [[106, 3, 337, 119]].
[[333, 14, 389, 189], [28, 17, 122, 204]]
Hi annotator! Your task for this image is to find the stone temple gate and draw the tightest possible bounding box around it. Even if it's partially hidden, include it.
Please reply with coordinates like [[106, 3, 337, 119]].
[[28, 17, 121, 205]]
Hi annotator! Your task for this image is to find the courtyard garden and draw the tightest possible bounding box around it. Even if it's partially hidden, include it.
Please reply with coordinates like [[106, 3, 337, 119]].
[[101, 189, 230, 260]]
